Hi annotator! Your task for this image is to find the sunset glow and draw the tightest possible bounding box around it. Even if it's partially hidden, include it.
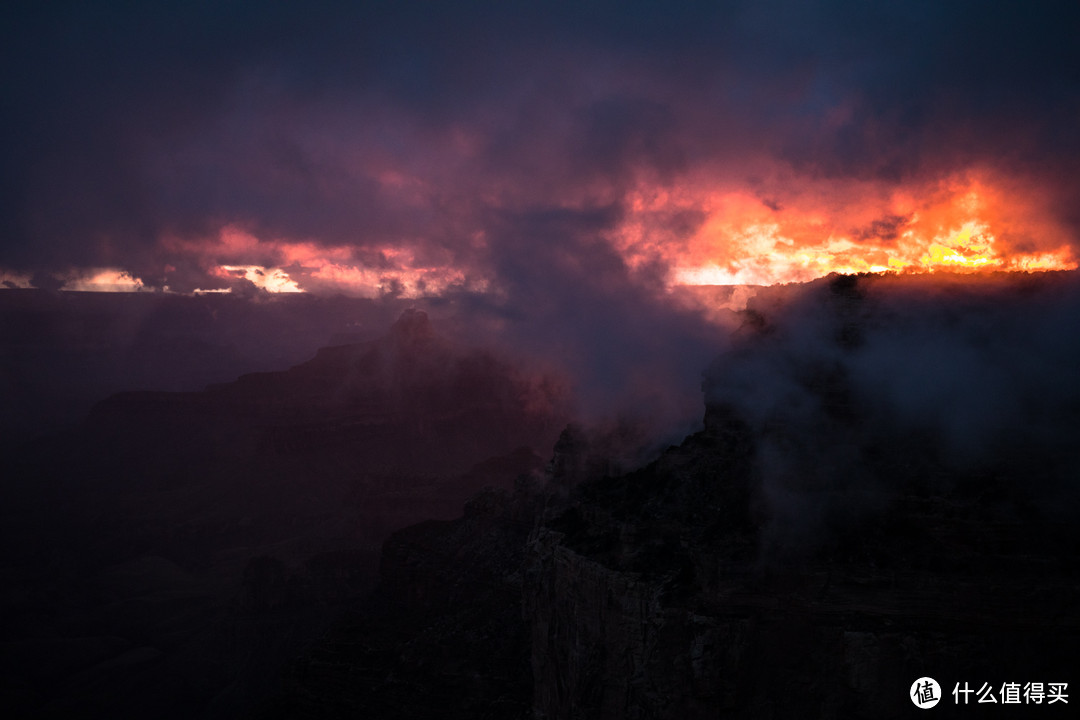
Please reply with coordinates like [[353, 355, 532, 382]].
[[59, 269, 147, 292], [3, 183, 1075, 296], [644, 173, 1078, 287], [0, 270, 34, 289], [214, 265, 302, 293], [2, 5, 1078, 301]]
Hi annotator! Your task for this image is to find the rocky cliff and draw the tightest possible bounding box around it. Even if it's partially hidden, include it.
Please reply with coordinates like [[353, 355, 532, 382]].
[[273, 390, 1079, 718], [521, 273, 1080, 719], [525, 406, 1080, 719], [256, 476, 547, 719], [10, 275, 1078, 718], [276, 273, 1080, 719]]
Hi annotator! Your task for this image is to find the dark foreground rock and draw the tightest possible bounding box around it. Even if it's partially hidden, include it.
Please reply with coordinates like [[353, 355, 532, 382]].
[[9, 274, 1079, 718], [270, 273, 1080, 719], [269, 401, 1080, 719], [525, 412, 1080, 719], [256, 478, 547, 719]]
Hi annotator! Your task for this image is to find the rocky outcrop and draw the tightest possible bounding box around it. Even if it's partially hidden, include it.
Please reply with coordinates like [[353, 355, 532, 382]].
[[254, 274, 1080, 719], [262, 350, 1080, 719], [520, 273, 1080, 719], [523, 401, 1080, 719], [14, 275, 1076, 718], [258, 476, 548, 719], [524, 529, 666, 719]]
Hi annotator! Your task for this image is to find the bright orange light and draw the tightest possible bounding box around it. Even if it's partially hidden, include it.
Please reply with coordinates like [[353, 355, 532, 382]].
[[60, 268, 146, 292], [214, 265, 303, 293], [617, 170, 1077, 287], [37, 170, 1075, 296], [0, 270, 34, 289]]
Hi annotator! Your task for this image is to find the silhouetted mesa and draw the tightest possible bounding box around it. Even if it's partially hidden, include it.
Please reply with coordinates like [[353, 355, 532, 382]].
[[0, 310, 566, 719]]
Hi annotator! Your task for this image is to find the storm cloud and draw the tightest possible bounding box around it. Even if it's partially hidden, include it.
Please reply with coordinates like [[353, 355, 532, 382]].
[[2, 1, 1078, 288], [2, 1, 1079, 451]]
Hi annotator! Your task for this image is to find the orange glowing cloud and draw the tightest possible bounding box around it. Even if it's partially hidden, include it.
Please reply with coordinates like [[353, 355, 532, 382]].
[[22, 168, 1071, 298], [169, 225, 482, 297], [0, 270, 34, 289], [160, 169, 1079, 300], [213, 265, 303, 293], [617, 169, 1076, 287], [59, 268, 147, 292], [0, 267, 150, 292]]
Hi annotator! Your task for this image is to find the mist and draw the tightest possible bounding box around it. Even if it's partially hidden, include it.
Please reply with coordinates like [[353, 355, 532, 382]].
[[703, 271, 1080, 554]]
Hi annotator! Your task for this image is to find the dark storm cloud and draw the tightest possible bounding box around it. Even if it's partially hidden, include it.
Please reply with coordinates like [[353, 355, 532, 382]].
[[3, 0, 1078, 282], [759, 2, 1080, 178], [3, 0, 1079, 476], [434, 202, 732, 446]]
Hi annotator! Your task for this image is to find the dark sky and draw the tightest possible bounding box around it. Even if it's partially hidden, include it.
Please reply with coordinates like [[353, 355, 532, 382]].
[[2, 0, 1078, 293]]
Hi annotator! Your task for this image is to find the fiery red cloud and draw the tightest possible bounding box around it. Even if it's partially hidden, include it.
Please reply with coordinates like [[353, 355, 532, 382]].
[[8, 166, 1073, 298], [2, 5, 1077, 299], [166, 169, 1075, 296], [631, 168, 1076, 286]]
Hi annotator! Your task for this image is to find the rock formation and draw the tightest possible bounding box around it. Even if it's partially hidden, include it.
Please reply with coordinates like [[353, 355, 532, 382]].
[[0, 310, 566, 719], [271, 273, 1080, 719]]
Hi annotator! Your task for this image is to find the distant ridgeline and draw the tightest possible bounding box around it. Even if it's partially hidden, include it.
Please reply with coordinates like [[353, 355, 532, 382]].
[[0, 309, 567, 719]]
